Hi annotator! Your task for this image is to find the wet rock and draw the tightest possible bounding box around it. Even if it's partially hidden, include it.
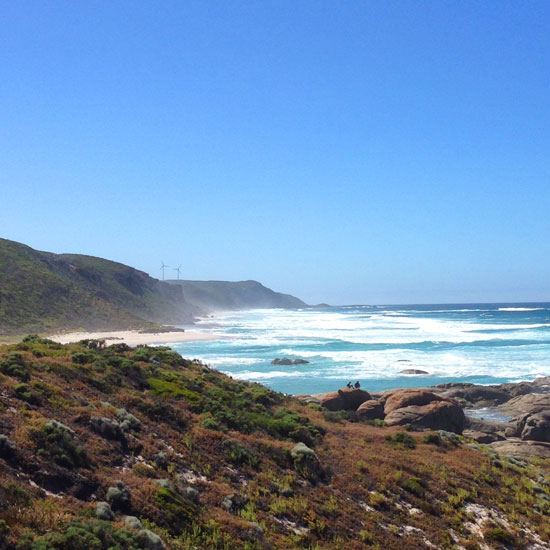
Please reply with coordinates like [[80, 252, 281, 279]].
[[356, 399, 385, 421], [320, 388, 372, 411], [271, 358, 309, 365], [399, 369, 429, 375], [96, 501, 114, 521]]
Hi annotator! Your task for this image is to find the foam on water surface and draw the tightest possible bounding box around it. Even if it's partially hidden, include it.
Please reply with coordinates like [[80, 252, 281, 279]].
[[172, 303, 550, 394]]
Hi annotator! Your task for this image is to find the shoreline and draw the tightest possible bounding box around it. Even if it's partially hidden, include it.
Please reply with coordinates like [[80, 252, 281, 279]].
[[49, 329, 220, 347]]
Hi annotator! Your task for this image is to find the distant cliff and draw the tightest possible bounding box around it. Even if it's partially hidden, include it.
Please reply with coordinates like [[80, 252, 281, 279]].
[[0, 238, 200, 336], [0, 239, 307, 337], [166, 279, 306, 311]]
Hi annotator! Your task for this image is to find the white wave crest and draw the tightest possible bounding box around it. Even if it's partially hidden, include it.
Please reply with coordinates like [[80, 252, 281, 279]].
[[498, 307, 545, 312]]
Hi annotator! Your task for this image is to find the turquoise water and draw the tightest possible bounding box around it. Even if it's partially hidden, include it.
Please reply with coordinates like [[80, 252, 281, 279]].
[[171, 304, 550, 395]]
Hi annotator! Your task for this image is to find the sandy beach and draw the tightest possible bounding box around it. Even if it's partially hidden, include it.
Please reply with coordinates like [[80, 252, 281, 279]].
[[50, 329, 219, 347]]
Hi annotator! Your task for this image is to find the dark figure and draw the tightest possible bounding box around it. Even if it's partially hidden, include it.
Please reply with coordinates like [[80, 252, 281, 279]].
[[346, 381, 353, 388], [354, 381, 360, 389]]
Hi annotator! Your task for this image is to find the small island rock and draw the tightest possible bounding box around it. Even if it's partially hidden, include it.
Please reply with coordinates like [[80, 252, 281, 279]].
[[399, 369, 429, 375], [271, 357, 310, 365]]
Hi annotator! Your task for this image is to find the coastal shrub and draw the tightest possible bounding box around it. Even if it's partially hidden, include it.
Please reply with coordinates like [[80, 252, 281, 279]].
[[106, 481, 132, 512], [13, 383, 39, 404], [223, 439, 259, 468], [0, 353, 30, 381], [79, 339, 107, 351], [16, 520, 161, 550], [483, 526, 515, 545], [0, 435, 16, 459], [385, 432, 416, 449], [322, 409, 352, 423], [116, 408, 141, 431], [135, 400, 187, 430], [423, 433, 442, 446], [201, 416, 221, 431], [71, 351, 98, 365], [30, 420, 89, 469], [154, 487, 198, 534], [251, 385, 281, 407], [398, 476, 424, 497], [448, 488, 471, 508]]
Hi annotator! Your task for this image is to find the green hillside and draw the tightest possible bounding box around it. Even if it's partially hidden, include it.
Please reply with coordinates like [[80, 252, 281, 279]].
[[1, 336, 549, 549], [0, 239, 199, 337], [167, 280, 306, 311]]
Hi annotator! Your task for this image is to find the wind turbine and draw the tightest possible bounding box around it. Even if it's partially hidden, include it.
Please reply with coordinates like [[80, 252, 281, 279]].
[[160, 261, 170, 281], [173, 264, 182, 280]]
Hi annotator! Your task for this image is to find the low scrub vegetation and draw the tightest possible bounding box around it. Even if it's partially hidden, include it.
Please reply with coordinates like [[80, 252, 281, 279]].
[[0, 337, 549, 549]]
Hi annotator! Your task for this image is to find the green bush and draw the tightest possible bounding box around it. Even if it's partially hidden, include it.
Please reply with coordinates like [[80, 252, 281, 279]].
[[154, 487, 198, 534], [30, 420, 89, 469], [483, 527, 515, 545], [223, 439, 259, 468], [13, 383, 38, 404], [398, 476, 424, 497], [201, 416, 221, 431], [385, 432, 416, 449], [71, 352, 98, 365], [16, 520, 160, 550], [0, 353, 30, 381], [422, 433, 442, 445]]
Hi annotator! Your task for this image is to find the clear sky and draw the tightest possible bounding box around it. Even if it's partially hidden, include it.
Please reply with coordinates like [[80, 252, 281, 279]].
[[1, 2, 549, 305]]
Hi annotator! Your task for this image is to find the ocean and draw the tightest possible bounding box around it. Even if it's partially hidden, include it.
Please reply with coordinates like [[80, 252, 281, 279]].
[[171, 304, 550, 395]]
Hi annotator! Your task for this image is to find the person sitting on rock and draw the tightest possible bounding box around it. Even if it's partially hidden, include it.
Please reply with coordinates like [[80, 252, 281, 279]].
[[354, 381, 360, 389], [346, 381, 353, 388]]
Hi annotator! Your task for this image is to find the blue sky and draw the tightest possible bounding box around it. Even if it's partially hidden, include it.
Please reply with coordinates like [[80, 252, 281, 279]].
[[1, 2, 549, 305]]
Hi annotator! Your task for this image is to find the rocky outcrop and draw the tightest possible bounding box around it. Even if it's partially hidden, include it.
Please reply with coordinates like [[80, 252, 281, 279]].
[[383, 389, 444, 415], [515, 411, 550, 442], [271, 358, 310, 365], [296, 377, 550, 440], [385, 398, 465, 433], [432, 384, 511, 408], [490, 439, 550, 459], [320, 388, 371, 411], [380, 390, 465, 433], [463, 430, 504, 444], [497, 394, 550, 416], [356, 399, 385, 421]]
